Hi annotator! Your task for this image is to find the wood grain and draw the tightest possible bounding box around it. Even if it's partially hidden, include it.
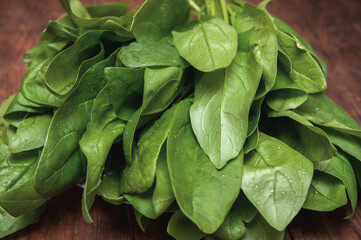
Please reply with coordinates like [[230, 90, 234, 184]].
[[1, 0, 361, 239]]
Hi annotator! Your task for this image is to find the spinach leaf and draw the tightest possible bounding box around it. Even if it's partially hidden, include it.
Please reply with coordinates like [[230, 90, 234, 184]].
[[172, 18, 238, 72], [272, 17, 327, 77], [44, 31, 109, 95], [242, 132, 313, 231], [303, 171, 347, 212], [0, 205, 44, 239], [167, 210, 206, 240], [167, 99, 243, 233], [131, 0, 189, 42], [4, 93, 47, 128], [247, 97, 264, 137], [8, 114, 52, 154], [294, 93, 361, 137], [266, 67, 308, 111], [34, 49, 119, 197], [267, 110, 337, 167], [232, 191, 258, 223], [134, 209, 150, 232], [190, 50, 262, 169], [59, 0, 133, 36], [105, 67, 144, 120], [97, 169, 125, 205], [119, 105, 178, 194], [230, 2, 278, 98], [86, 2, 129, 18], [118, 41, 186, 68], [244, 127, 259, 154], [323, 128, 361, 161], [242, 214, 285, 240], [277, 30, 326, 93], [125, 147, 174, 219], [122, 67, 183, 164], [324, 152, 358, 217], [80, 86, 126, 223], [214, 204, 246, 240], [0, 146, 48, 216]]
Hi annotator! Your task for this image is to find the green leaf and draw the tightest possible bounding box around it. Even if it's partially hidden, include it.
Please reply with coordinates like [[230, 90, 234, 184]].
[[20, 39, 70, 107], [294, 93, 361, 137], [266, 67, 308, 111], [214, 199, 247, 240], [119, 106, 179, 194], [59, 0, 133, 36], [167, 99, 243, 233], [97, 169, 125, 205], [242, 214, 285, 240], [272, 17, 327, 76], [4, 93, 48, 128], [247, 97, 264, 137], [172, 18, 238, 72], [34, 49, 119, 197], [105, 67, 144, 120], [131, 0, 189, 42], [242, 132, 313, 231], [0, 146, 48, 216], [230, 2, 278, 97], [190, 50, 262, 169], [232, 191, 258, 223], [267, 110, 337, 167], [167, 210, 206, 240], [324, 152, 358, 217], [80, 86, 126, 223], [303, 171, 347, 212], [277, 30, 326, 93], [118, 41, 186, 68], [122, 67, 183, 164], [244, 127, 259, 155], [0, 205, 44, 239], [86, 2, 129, 18], [44, 31, 110, 95], [8, 114, 52, 153], [142, 67, 184, 115], [323, 127, 361, 161], [125, 147, 174, 219], [134, 209, 150, 232]]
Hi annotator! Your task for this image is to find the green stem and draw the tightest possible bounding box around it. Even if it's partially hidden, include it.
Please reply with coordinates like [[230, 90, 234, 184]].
[[219, 0, 229, 24], [188, 0, 201, 12], [258, 0, 272, 10]]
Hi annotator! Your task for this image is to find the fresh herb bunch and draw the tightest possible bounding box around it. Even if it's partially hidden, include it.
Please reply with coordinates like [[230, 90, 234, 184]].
[[1, 0, 360, 239]]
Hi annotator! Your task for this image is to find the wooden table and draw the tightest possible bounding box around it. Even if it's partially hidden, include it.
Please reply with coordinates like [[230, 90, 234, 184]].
[[1, 0, 361, 239]]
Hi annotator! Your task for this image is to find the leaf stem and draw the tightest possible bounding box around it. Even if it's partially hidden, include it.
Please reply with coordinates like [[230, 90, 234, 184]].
[[219, 0, 229, 24], [258, 0, 272, 10], [188, 0, 201, 12]]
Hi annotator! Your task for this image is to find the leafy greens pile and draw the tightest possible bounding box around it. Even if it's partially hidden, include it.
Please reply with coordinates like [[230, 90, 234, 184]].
[[1, 0, 361, 239]]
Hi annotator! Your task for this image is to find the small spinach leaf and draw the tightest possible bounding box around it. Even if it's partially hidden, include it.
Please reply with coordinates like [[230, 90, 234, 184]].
[[173, 18, 238, 72]]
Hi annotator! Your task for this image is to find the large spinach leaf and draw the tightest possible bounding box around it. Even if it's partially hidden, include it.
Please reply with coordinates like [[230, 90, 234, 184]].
[[167, 99, 243, 233], [242, 132, 313, 231], [80, 86, 126, 223], [34, 49, 119, 197], [230, 2, 278, 98], [190, 49, 262, 169]]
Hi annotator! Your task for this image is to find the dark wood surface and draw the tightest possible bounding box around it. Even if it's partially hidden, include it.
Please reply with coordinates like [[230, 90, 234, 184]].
[[1, 0, 361, 239]]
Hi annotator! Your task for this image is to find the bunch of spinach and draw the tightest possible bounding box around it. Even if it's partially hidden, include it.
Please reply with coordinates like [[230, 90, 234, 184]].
[[0, 0, 360, 239]]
